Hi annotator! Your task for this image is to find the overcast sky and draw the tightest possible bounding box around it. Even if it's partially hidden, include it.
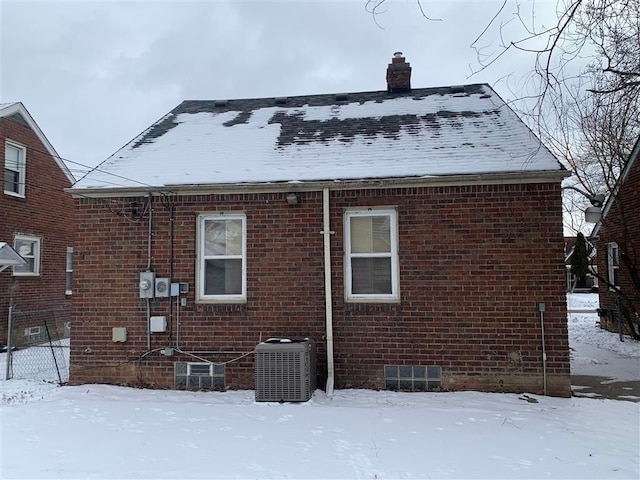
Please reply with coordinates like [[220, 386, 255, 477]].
[[1, 1, 561, 179]]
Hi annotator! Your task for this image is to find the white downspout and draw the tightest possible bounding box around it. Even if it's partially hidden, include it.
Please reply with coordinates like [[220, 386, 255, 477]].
[[322, 188, 335, 396]]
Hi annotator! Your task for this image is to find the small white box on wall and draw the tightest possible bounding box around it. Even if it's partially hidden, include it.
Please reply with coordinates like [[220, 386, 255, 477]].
[[112, 327, 127, 342], [150, 316, 167, 333]]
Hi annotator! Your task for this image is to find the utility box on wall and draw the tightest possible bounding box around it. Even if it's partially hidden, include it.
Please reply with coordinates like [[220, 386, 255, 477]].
[[139, 271, 155, 298], [155, 278, 170, 297], [150, 316, 167, 333], [112, 327, 127, 342], [255, 338, 316, 402]]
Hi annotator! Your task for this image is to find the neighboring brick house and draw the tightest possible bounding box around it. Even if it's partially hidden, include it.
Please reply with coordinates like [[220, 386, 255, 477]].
[[0, 102, 76, 346], [67, 54, 571, 396], [592, 137, 640, 338]]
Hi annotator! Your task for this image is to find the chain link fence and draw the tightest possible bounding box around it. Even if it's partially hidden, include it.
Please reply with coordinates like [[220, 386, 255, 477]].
[[3, 301, 71, 384]]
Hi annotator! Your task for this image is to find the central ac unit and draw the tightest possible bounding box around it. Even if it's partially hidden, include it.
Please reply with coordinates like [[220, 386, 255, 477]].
[[255, 338, 316, 402]]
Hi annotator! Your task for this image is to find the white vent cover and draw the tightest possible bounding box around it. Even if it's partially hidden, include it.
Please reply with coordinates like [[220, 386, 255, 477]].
[[255, 338, 316, 402]]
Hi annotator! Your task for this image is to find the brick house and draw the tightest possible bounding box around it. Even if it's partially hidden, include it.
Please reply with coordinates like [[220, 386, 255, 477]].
[[68, 55, 571, 396], [1, 102, 76, 346], [592, 137, 640, 338]]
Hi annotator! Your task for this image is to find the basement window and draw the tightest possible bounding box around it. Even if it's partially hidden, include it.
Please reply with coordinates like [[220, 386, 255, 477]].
[[385, 365, 441, 391], [174, 362, 225, 390], [24, 326, 45, 344]]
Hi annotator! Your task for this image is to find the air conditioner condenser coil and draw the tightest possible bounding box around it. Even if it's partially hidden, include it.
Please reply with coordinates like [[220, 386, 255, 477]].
[[255, 338, 316, 402]]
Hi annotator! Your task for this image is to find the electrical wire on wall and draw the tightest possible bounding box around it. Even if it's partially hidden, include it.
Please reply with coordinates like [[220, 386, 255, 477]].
[[145, 193, 153, 351], [161, 193, 177, 344]]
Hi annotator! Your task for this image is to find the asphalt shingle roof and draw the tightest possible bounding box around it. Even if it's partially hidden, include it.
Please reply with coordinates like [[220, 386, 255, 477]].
[[72, 83, 564, 191]]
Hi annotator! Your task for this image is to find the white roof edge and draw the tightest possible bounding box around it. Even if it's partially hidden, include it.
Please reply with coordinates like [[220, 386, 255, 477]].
[[0, 102, 76, 184], [67, 169, 569, 198]]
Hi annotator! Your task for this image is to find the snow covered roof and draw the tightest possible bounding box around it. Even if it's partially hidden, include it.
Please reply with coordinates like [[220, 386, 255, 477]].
[[71, 83, 565, 193], [0, 102, 75, 184]]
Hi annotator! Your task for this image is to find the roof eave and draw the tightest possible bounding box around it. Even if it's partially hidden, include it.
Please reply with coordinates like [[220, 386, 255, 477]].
[[0, 102, 76, 184], [67, 170, 569, 198]]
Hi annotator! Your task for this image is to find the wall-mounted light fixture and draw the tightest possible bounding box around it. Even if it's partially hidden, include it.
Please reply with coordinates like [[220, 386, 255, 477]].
[[563, 186, 605, 223], [286, 193, 300, 205], [584, 206, 602, 223]]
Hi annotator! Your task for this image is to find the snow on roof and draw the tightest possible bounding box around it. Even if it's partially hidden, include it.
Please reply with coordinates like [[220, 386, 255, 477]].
[[72, 84, 564, 191]]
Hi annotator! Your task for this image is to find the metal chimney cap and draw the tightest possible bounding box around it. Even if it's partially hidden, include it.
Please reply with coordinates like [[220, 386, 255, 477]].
[[393, 51, 403, 58]]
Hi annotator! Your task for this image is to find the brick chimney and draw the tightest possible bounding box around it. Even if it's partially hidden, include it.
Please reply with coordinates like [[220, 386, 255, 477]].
[[386, 52, 411, 93]]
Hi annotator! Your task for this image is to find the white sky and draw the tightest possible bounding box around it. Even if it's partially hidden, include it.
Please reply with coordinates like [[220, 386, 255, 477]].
[[0, 0, 563, 178]]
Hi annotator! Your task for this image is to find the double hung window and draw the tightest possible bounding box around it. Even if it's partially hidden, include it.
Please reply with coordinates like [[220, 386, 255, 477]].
[[4, 141, 26, 197], [345, 209, 399, 301], [13, 235, 40, 276], [197, 213, 246, 302], [606, 242, 620, 290], [66, 247, 74, 294]]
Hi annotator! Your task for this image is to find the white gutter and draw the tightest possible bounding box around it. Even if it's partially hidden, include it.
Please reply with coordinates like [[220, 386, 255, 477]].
[[322, 188, 335, 396]]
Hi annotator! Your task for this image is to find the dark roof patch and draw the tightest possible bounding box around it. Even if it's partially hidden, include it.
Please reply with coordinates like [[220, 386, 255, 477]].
[[268, 109, 500, 147], [132, 114, 180, 149], [223, 111, 252, 127], [130, 85, 491, 149]]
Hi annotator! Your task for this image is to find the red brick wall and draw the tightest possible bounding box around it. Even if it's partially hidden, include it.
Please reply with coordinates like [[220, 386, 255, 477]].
[[596, 156, 640, 332], [0, 116, 75, 343], [70, 182, 570, 396]]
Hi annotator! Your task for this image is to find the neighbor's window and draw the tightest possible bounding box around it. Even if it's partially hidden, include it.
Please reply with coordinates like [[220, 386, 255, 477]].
[[197, 213, 246, 302], [345, 208, 399, 302], [607, 242, 620, 290], [65, 247, 73, 294], [13, 235, 40, 276], [4, 141, 26, 197]]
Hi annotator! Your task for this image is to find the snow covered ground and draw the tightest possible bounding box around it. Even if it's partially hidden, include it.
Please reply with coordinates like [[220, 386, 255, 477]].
[[1, 294, 638, 479], [568, 294, 639, 382]]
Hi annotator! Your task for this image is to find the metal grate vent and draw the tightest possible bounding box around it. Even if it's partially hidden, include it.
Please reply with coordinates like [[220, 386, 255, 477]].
[[255, 339, 316, 402]]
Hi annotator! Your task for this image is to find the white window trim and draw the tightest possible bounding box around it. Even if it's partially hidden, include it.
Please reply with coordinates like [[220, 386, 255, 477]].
[[4, 140, 27, 198], [606, 242, 619, 291], [344, 208, 399, 302], [13, 234, 41, 276], [196, 212, 247, 303], [187, 362, 213, 376], [65, 247, 74, 295], [25, 326, 42, 336]]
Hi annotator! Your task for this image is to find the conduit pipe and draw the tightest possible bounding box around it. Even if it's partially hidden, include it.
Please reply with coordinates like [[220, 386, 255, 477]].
[[145, 193, 153, 351], [322, 188, 335, 396], [538, 302, 547, 396]]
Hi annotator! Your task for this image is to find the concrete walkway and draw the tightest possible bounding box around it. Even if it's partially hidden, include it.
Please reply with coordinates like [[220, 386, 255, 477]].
[[571, 375, 640, 402], [571, 340, 640, 402]]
